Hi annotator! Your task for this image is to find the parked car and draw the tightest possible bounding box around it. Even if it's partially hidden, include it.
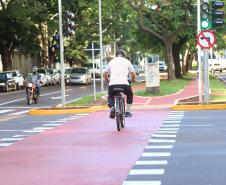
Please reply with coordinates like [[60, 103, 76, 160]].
[[47, 69, 60, 85], [37, 68, 52, 86], [0, 72, 17, 92], [10, 70, 25, 89], [209, 63, 223, 73], [209, 59, 225, 73], [66, 67, 92, 85], [132, 65, 141, 76], [159, 61, 167, 72], [39, 73, 48, 86]]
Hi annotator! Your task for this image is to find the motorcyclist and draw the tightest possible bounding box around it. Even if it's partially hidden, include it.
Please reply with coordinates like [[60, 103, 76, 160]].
[[27, 66, 41, 97], [103, 49, 136, 118]]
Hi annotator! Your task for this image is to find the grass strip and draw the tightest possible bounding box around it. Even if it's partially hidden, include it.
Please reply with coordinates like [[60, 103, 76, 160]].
[[210, 75, 226, 102], [67, 92, 107, 106], [134, 73, 193, 97]]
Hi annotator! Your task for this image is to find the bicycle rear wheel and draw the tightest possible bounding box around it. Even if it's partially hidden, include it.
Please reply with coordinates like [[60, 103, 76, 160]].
[[116, 112, 121, 131], [120, 98, 125, 128]]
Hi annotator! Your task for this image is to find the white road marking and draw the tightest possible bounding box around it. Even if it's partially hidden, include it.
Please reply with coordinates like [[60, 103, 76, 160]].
[[42, 124, 62, 126], [58, 118, 77, 121], [149, 139, 176, 143], [170, 111, 185, 113], [12, 135, 27, 138], [152, 134, 177, 138], [145, 145, 173, 149], [74, 113, 89, 116], [159, 128, 179, 131], [33, 127, 52, 130], [129, 169, 164, 175], [0, 138, 23, 141], [0, 143, 13, 147], [0, 130, 23, 132], [135, 160, 168, 165], [9, 110, 29, 115], [155, 131, 178, 134], [160, 124, 180, 127], [123, 181, 161, 185], [142, 152, 171, 157], [0, 110, 14, 114], [23, 130, 43, 133], [165, 118, 183, 120], [22, 120, 66, 124], [162, 120, 181, 123], [51, 95, 69, 100], [182, 124, 215, 127], [144, 98, 152, 106]]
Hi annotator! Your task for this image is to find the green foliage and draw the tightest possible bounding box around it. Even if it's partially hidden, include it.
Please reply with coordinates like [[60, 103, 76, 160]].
[[135, 73, 193, 96]]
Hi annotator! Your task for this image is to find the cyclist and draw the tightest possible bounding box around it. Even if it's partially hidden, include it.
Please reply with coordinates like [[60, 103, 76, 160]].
[[103, 49, 136, 118], [27, 66, 41, 97]]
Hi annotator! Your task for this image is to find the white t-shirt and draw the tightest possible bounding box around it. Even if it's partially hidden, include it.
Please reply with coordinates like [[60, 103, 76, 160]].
[[104, 57, 135, 86]]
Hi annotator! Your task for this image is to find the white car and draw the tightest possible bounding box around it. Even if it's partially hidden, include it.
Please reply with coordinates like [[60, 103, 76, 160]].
[[37, 68, 52, 86], [10, 70, 25, 89], [47, 69, 60, 85], [39, 73, 48, 86]]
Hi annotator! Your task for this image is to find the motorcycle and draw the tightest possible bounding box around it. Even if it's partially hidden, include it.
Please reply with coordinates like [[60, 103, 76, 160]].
[[25, 82, 39, 105]]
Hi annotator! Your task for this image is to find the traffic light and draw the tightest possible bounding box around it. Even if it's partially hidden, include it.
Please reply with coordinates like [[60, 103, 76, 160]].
[[212, 1, 224, 28], [52, 33, 60, 49], [201, 0, 211, 30], [63, 10, 75, 37]]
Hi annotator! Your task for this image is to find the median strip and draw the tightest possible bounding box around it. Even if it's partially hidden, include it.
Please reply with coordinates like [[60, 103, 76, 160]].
[[29, 105, 109, 115]]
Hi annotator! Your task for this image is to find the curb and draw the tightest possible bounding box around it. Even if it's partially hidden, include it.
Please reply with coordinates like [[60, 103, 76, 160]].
[[29, 106, 109, 115], [171, 103, 226, 111]]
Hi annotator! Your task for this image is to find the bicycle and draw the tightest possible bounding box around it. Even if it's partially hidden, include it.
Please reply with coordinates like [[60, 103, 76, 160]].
[[113, 87, 126, 131]]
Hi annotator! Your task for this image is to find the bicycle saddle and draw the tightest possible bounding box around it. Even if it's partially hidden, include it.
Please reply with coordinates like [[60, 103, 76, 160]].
[[113, 88, 124, 93]]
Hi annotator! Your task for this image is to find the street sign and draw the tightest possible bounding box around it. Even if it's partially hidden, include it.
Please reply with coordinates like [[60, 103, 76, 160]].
[[197, 30, 216, 49]]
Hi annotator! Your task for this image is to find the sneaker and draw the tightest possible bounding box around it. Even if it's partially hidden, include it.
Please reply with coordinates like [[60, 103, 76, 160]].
[[110, 107, 115, 119], [125, 112, 132, 117]]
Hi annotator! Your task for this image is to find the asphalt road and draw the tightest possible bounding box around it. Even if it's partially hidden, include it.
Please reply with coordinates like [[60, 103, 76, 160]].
[[0, 79, 107, 118], [124, 110, 226, 185]]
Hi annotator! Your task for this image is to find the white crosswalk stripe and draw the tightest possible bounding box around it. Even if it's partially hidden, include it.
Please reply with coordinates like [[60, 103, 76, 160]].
[[0, 109, 14, 114]]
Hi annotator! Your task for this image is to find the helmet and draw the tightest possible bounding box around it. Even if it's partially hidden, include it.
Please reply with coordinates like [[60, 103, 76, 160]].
[[32, 66, 38, 74], [116, 49, 126, 57]]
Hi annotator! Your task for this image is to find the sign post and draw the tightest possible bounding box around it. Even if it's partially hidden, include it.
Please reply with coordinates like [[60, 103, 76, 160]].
[[197, 30, 216, 104]]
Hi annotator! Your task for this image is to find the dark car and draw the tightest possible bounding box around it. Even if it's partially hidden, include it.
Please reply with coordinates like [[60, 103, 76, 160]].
[[0, 72, 17, 92]]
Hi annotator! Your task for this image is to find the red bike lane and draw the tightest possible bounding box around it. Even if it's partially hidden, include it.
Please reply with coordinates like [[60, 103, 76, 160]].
[[0, 109, 169, 185]]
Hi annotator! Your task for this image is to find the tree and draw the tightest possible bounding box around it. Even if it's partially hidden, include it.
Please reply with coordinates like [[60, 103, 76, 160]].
[[128, 0, 194, 80], [0, 0, 56, 71]]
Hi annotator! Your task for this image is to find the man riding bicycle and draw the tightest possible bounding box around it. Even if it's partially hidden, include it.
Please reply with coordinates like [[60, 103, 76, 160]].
[[103, 49, 136, 119]]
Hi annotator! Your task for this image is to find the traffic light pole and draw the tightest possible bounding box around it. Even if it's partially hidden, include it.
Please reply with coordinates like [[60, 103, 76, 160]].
[[58, 0, 66, 106], [197, 0, 203, 102], [203, 49, 210, 104]]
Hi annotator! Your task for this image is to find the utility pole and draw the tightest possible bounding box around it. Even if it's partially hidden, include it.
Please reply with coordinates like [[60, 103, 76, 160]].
[[98, 0, 104, 92], [58, 0, 66, 106]]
